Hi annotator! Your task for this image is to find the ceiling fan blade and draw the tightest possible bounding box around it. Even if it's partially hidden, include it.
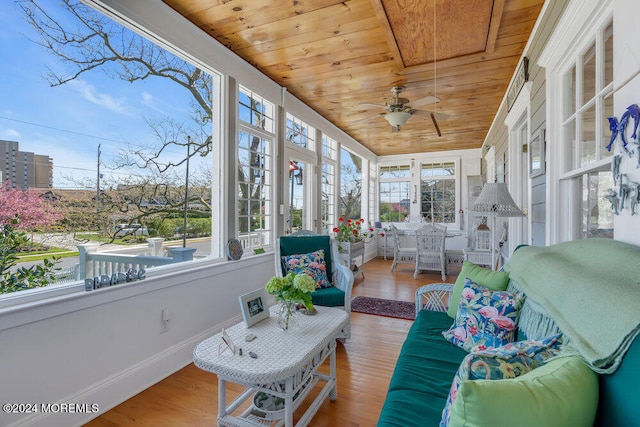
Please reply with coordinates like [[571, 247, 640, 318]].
[[411, 109, 449, 121], [430, 113, 442, 137], [353, 112, 385, 123], [409, 95, 440, 108]]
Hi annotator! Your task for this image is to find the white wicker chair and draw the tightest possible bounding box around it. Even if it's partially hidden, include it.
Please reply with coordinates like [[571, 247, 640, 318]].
[[389, 224, 417, 272], [414, 223, 447, 281], [415, 283, 453, 316]]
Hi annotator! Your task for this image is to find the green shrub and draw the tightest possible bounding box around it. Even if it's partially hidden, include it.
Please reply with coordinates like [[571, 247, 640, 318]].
[[1, 218, 59, 294]]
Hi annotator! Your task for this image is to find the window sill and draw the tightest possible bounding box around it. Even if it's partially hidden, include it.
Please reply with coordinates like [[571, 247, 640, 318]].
[[0, 253, 273, 332]]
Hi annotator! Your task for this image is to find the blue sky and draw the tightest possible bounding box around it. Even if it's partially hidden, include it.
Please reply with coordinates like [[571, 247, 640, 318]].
[[0, 1, 207, 189]]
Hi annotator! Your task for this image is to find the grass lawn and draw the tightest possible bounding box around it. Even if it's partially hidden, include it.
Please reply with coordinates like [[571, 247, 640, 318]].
[[16, 249, 79, 263]]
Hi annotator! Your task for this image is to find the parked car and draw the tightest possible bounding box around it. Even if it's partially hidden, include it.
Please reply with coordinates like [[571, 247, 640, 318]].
[[115, 223, 149, 237]]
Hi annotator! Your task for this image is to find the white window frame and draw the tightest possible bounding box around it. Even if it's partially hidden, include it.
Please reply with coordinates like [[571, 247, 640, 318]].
[[237, 85, 275, 252], [285, 113, 316, 151], [539, 0, 613, 244], [321, 135, 338, 232], [504, 82, 532, 249], [419, 160, 459, 226], [368, 161, 377, 225], [0, 0, 228, 307], [378, 164, 412, 223]]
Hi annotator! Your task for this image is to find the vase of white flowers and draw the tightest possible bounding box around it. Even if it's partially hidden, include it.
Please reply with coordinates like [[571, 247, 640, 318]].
[[265, 272, 316, 331]]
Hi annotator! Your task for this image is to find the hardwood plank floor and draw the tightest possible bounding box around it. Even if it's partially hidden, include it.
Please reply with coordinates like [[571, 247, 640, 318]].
[[85, 258, 453, 426]]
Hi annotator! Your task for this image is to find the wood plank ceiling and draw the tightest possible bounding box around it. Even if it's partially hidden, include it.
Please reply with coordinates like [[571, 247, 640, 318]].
[[163, 0, 544, 156]]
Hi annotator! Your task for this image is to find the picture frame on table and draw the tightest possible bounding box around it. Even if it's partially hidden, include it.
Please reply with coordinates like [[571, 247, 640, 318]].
[[219, 328, 237, 355], [239, 288, 270, 327], [529, 126, 546, 178]]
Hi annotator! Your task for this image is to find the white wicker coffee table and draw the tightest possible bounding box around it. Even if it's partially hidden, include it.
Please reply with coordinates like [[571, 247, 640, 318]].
[[194, 305, 349, 427]]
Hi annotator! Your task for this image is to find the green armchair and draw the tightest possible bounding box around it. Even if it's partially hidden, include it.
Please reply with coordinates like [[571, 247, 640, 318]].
[[275, 230, 353, 339]]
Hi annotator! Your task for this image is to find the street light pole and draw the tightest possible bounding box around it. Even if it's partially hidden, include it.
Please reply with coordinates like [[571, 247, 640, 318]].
[[96, 144, 101, 214], [183, 136, 190, 248]]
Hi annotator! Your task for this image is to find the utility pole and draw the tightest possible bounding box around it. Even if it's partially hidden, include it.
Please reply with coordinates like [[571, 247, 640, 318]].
[[183, 136, 190, 248], [96, 144, 101, 214]]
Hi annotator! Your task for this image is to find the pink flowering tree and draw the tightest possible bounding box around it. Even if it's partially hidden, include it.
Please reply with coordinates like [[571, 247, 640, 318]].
[[0, 184, 62, 293], [0, 183, 63, 233]]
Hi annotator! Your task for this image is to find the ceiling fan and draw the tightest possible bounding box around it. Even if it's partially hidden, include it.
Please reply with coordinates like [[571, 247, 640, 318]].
[[356, 86, 447, 136]]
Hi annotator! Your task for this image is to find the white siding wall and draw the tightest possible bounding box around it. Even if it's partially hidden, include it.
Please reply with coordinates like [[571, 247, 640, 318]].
[[0, 257, 275, 427]]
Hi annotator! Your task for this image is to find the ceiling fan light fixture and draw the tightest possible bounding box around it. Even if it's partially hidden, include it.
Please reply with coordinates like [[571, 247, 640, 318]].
[[384, 111, 412, 129]]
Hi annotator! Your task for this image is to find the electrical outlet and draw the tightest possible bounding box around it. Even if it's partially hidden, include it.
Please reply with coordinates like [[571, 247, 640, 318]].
[[161, 308, 170, 333]]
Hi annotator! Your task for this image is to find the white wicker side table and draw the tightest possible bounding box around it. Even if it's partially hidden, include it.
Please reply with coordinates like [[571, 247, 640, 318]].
[[194, 305, 349, 427]]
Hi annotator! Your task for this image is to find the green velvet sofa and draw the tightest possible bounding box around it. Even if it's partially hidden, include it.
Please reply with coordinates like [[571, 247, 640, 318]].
[[377, 238, 640, 426]]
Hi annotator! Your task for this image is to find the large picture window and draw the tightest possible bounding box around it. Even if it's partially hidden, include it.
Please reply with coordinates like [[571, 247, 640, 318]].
[[420, 162, 456, 223], [379, 165, 410, 222], [1, 0, 219, 297]]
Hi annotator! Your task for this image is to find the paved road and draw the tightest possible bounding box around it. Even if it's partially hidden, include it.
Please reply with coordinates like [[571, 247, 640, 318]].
[[13, 238, 213, 272]]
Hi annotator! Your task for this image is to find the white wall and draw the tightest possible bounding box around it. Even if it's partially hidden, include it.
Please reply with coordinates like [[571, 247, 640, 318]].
[[0, 256, 275, 426], [613, 0, 640, 245]]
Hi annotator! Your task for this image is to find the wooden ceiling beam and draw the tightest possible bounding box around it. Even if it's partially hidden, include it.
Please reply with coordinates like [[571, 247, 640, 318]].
[[370, 0, 405, 68], [486, 0, 506, 53]]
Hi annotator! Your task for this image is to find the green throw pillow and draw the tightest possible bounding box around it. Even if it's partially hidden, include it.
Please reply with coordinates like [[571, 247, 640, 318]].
[[448, 355, 599, 427], [447, 261, 510, 318]]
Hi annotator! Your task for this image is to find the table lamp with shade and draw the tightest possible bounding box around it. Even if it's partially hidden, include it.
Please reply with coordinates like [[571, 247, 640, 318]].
[[470, 183, 525, 269]]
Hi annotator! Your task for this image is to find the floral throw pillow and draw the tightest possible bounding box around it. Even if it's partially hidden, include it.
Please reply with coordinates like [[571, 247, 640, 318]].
[[281, 250, 331, 289], [442, 278, 525, 352], [439, 334, 564, 427]]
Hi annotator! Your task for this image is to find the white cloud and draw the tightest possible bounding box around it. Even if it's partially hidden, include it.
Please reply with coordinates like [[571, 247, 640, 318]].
[[139, 91, 173, 116], [3, 128, 20, 138], [68, 80, 134, 116], [141, 92, 154, 106]]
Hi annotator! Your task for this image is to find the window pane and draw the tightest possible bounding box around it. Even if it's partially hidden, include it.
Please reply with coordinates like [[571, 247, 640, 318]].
[[237, 130, 272, 250], [322, 162, 336, 230], [420, 179, 455, 223], [565, 66, 576, 119], [604, 22, 613, 86], [380, 165, 410, 179], [379, 181, 410, 222], [580, 104, 596, 166], [239, 86, 274, 132], [286, 113, 315, 151], [582, 170, 613, 238], [563, 119, 576, 172], [602, 94, 614, 159], [322, 135, 338, 161], [582, 43, 596, 104], [421, 162, 455, 177], [340, 148, 362, 220], [420, 162, 455, 223]]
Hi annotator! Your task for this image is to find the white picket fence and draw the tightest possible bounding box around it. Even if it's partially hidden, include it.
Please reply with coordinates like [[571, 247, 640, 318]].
[[52, 265, 80, 285]]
